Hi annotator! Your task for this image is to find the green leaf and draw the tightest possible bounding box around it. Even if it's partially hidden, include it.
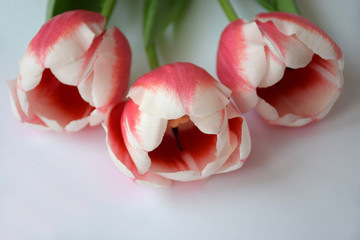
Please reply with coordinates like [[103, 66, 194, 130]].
[[256, 0, 300, 15], [143, 0, 191, 50], [46, 0, 117, 23]]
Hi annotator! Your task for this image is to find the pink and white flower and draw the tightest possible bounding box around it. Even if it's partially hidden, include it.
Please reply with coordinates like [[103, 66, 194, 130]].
[[217, 12, 344, 126], [7, 10, 131, 132], [103, 63, 251, 187]]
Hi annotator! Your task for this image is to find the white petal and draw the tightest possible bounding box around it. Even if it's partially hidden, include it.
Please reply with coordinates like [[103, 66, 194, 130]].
[[190, 109, 226, 134], [65, 116, 90, 132], [258, 45, 286, 88], [256, 12, 342, 61], [18, 54, 43, 91]]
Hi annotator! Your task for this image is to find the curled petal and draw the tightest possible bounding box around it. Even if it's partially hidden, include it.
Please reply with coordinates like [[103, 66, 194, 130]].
[[217, 19, 267, 113], [104, 103, 171, 187], [123, 100, 167, 152], [82, 27, 131, 108], [256, 20, 314, 69], [258, 45, 286, 88], [256, 12, 343, 61], [6, 79, 45, 127], [190, 109, 226, 135]]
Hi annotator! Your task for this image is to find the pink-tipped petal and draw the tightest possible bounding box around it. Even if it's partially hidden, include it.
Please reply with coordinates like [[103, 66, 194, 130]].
[[129, 63, 230, 119], [104, 103, 139, 178], [217, 19, 267, 113], [29, 11, 104, 67], [257, 20, 314, 69], [216, 114, 251, 173], [6, 79, 46, 126], [88, 27, 131, 108], [258, 45, 286, 88], [18, 56, 43, 91], [256, 12, 342, 61], [123, 100, 167, 152], [201, 126, 237, 178]]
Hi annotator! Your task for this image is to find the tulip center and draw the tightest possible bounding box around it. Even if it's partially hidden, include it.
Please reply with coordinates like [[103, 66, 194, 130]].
[[256, 55, 338, 117], [27, 68, 95, 127], [168, 116, 190, 151]]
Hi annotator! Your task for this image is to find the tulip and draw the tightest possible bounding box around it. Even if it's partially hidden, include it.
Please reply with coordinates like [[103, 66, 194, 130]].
[[7, 10, 131, 132], [103, 63, 251, 187], [217, 12, 344, 126]]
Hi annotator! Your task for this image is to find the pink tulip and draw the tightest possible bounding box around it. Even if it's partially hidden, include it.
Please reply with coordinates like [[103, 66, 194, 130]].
[[7, 10, 131, 132], [217, 12, 344, 126], [103, 63, 251, 187]]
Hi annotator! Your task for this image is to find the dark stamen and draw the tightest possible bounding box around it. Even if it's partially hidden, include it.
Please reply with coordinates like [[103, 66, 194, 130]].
[[172, 127, 183, 151]]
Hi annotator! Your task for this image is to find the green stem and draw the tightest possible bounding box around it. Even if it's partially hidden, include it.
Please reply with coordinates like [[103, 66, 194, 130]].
[[146, 44, 160, 70], [101, 0, 117, 25], [218, 0, 238, 22], [256, 0, 301, 15], [277, 0, 300, 15]]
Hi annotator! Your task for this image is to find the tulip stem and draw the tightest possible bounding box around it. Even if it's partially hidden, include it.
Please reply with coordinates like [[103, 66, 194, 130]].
[[172, 127, 183, 151], [146, 43, 161, 70], [218, 0, 238, 22], [101, 0, 117, 26]]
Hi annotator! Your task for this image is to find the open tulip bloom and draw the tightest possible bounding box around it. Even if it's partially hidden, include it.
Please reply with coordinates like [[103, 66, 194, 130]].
[[7, 10, 131, 132], [217, 12, 344, 126], [104, 63, 251, 187]]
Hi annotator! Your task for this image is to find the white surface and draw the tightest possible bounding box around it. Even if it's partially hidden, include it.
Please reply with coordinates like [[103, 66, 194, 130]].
[[1, 0, 360, 239]]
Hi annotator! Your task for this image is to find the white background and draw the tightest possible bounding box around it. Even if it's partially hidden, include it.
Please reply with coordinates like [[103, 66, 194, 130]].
[[1, 0, 360, 239]]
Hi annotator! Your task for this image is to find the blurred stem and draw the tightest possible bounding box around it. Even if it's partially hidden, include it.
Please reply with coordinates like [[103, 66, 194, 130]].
[[146, 44, 160, 70], [101, 0, 117, 25], [277, 0, 300, 15], [256, 0, 301, 15], [218, 0, 238, 22]]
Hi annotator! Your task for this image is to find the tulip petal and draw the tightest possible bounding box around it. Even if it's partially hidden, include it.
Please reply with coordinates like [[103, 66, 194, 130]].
[[216, 115, 251, 173], [217, 19, 267, 113], [103, 103, 138, 178], [258, 45, 286, 88], [18, 56, 44, 91], [129, 63, 231, 119], [201, 126, 237, 178], [190, 109, 226, 135], [64, 116, 91, 132], [256, 55, 341, 125], [89, 109, 106, 126], [20, 11, 105, 91], [77, 27, 131, 108], [90, 27, 131, 108], [256, 20, 314, 69], [6, 79, 46, 127], [123, 100, 167, 152], [256, 12, 343, 61], [104, 103, 172, 187]]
